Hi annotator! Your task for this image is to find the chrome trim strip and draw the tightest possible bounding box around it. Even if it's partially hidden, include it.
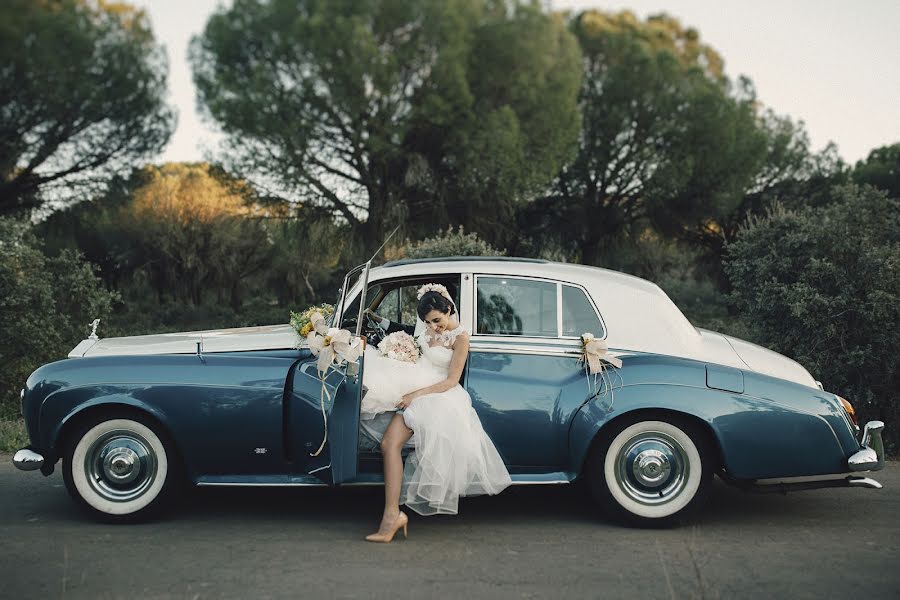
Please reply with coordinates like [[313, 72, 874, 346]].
[[197, 482, 328, 487], [470, 345, 584, 358], [470, 343, 633, 360], [556, 282, 563, 337], [307, 464, 331, 475], [195, 478, 573, 488]]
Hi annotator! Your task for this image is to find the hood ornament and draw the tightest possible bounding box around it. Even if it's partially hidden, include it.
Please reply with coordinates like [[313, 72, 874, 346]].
[[88, 319, 101, 340]]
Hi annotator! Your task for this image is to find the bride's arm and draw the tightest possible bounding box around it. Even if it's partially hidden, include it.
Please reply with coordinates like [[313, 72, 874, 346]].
[[397, 333, 470, 408]]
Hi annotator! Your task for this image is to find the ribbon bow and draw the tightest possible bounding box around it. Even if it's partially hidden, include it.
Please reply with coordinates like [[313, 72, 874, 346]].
[[307, 312, 362, 375], [581, 333, 622, 374], [305, 311, 362, 456], [580, 333, 623, 410]]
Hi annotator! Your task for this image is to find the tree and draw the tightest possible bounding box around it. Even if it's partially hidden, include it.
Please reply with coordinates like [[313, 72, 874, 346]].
[[519, 10, 767, 264], [190, 0, 582, 249], [852, 143, 900, 198], [0, 0, 174, 216], [398, 225, 505, 260], [119, 163, 273, 308], [678, 110, 846, 287], [724, 185, 899, 449], [0, 218, 118, 417]]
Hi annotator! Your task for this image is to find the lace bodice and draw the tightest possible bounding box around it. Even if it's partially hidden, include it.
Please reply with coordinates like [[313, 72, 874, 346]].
[[417, 325, 467, 370]]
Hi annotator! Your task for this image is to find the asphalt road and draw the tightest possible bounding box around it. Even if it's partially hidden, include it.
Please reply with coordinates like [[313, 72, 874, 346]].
[[2, 456, 898, 600]]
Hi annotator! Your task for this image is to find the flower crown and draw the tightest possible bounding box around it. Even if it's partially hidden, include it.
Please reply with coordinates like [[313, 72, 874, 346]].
[[417, 283, 452, 302]]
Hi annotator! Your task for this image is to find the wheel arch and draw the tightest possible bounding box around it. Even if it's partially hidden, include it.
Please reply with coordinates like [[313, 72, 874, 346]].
[[574, 407, 725, 478], [53, 400, 184, 476]]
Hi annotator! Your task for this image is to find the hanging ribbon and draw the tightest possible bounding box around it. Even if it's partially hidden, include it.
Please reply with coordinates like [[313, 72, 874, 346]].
[[580, 333, 624, 411], [306, 312, 362, 457]]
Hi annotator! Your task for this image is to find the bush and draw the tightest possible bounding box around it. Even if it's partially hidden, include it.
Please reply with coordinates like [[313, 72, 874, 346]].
[[724, 184, 899, 450], [0, 219, 119, 418], [400, 226, 506, 260]]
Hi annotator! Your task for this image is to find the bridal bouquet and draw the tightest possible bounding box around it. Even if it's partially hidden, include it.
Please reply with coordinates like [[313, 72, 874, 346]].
[[377, 331, 421, 363], [290, 303, 335, 339]]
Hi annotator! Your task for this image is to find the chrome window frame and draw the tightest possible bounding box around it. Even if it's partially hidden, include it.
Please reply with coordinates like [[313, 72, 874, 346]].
[[472, 274, 607, 343]]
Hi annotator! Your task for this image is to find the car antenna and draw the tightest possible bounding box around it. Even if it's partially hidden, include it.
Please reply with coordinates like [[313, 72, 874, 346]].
[[368, 225, 401, 264]]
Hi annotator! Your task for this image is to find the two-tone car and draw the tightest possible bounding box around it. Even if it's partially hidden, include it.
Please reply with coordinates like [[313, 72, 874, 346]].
[[13, 256, 885, 525]]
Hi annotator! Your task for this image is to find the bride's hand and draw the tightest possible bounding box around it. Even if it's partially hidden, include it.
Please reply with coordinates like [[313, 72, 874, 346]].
[[397, 391, 417, 410]]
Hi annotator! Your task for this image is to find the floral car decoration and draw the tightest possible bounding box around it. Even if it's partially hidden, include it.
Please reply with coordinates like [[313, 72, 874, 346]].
[[12, 257, 886, 526]]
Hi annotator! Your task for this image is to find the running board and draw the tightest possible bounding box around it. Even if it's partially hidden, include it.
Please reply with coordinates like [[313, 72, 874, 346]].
[[196, 471, 575, 487]]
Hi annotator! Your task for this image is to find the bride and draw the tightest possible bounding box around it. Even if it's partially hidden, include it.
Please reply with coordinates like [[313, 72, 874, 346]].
[[361, 284, 511, 543]]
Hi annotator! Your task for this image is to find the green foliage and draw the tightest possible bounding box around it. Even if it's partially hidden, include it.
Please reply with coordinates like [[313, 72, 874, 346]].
[[402, 226, 506, 259], [522, 9, 768, 265], [724, 185, 900, 448], [0, 218, 119, 417], [852, 143, 900, 198], [0, 418, 28, 453], [0, 0, 174, 216], [190, 0, 581, 248]]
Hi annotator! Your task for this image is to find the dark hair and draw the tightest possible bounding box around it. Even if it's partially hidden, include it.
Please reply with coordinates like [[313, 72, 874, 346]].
[[417, 291, 455, 320]]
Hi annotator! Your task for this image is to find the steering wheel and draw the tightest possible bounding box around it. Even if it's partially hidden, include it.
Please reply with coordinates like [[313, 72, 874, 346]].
[[362, 311, 387, 347]]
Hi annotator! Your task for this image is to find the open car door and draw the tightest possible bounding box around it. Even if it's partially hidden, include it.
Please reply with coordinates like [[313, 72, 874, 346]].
[[288, 355, 363, 485]]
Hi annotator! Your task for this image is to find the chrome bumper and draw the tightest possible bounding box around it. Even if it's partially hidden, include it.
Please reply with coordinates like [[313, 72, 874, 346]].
[[12, 448, 44, 471], [848, 421, 885, 472]]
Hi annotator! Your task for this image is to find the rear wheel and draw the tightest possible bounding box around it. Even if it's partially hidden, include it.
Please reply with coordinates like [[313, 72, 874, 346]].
[[62, 412, 181, 522], [586, 415, 714, 527]]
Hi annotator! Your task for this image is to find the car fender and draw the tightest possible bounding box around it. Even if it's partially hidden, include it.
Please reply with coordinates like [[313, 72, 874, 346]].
[[568, 382, 850, 480]]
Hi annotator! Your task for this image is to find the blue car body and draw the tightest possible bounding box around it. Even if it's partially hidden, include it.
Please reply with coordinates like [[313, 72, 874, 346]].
[[14, 257, 886, 521]]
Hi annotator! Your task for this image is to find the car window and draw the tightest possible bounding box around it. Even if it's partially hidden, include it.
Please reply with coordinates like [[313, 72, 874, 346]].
[[476, 277, 557, 337], [561, 285, 604, 337], [340, 276, 460, 330]]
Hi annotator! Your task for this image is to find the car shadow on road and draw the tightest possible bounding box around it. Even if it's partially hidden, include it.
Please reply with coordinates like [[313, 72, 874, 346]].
[[171, 475, 832, 529]]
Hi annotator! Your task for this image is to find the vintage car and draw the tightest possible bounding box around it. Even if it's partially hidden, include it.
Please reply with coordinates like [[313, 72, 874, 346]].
[[13, 257, 885, 526]]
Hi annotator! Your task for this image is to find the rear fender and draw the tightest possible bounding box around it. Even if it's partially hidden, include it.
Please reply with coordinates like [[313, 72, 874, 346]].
[[568, 383, 849, 480]]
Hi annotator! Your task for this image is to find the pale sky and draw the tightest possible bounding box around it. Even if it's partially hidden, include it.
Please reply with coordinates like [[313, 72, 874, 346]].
[[137, 0, 900, 166]]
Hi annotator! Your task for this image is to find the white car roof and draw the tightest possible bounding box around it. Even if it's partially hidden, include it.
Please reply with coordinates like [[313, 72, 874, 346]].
[[366, 257, 703, 357]]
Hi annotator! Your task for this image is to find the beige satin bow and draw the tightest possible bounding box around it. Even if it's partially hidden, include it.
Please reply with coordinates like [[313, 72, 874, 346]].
[[582, 336, 622, 374]]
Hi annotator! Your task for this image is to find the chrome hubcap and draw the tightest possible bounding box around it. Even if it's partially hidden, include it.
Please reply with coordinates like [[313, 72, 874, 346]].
[[614, 431, 689, 506], [86, 430, 157, 502]]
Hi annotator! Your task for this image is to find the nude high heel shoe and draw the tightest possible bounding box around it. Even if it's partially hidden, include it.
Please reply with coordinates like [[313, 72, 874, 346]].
[[365, 511, 409, 543]]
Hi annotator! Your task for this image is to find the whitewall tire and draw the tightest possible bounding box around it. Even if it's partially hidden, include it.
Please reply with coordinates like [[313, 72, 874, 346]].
[[63, 414, 179, 522], [587, 416, 714, 527]]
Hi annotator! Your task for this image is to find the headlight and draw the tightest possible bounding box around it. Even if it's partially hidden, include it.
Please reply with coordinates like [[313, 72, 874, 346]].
[[837, 395, 859, 429]]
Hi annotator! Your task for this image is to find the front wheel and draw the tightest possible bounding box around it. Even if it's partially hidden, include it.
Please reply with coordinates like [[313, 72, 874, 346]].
[[586, 416, 714, 527], [62, 413, 181, 522]]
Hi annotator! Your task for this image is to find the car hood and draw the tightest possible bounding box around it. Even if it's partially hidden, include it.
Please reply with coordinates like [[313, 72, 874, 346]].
[[69, 324, 301, 357], [694, 328, 818, 388]]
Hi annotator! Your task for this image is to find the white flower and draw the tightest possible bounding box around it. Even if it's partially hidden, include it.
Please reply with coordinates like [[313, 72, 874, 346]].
[[416, 283, 452, 301], [307, 319, 361, 374]]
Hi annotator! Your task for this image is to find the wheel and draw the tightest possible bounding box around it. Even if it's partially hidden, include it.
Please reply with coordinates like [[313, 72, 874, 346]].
[[62, 412, 181, 523], [585, 415, 714, 527]]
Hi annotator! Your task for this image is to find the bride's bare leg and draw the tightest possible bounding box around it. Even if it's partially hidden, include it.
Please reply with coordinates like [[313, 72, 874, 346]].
[[378, 413, 413, 526]]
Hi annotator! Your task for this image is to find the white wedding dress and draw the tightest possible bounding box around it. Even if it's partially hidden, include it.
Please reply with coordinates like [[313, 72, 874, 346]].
[[360, 325, 512, 515]]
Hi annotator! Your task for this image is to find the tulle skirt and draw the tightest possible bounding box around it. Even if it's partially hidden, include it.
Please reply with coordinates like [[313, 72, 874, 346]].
[[360, 347, 512, 515]]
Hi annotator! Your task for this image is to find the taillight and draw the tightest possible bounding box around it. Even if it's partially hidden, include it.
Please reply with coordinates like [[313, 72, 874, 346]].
[[837, 396, 858, 428]]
